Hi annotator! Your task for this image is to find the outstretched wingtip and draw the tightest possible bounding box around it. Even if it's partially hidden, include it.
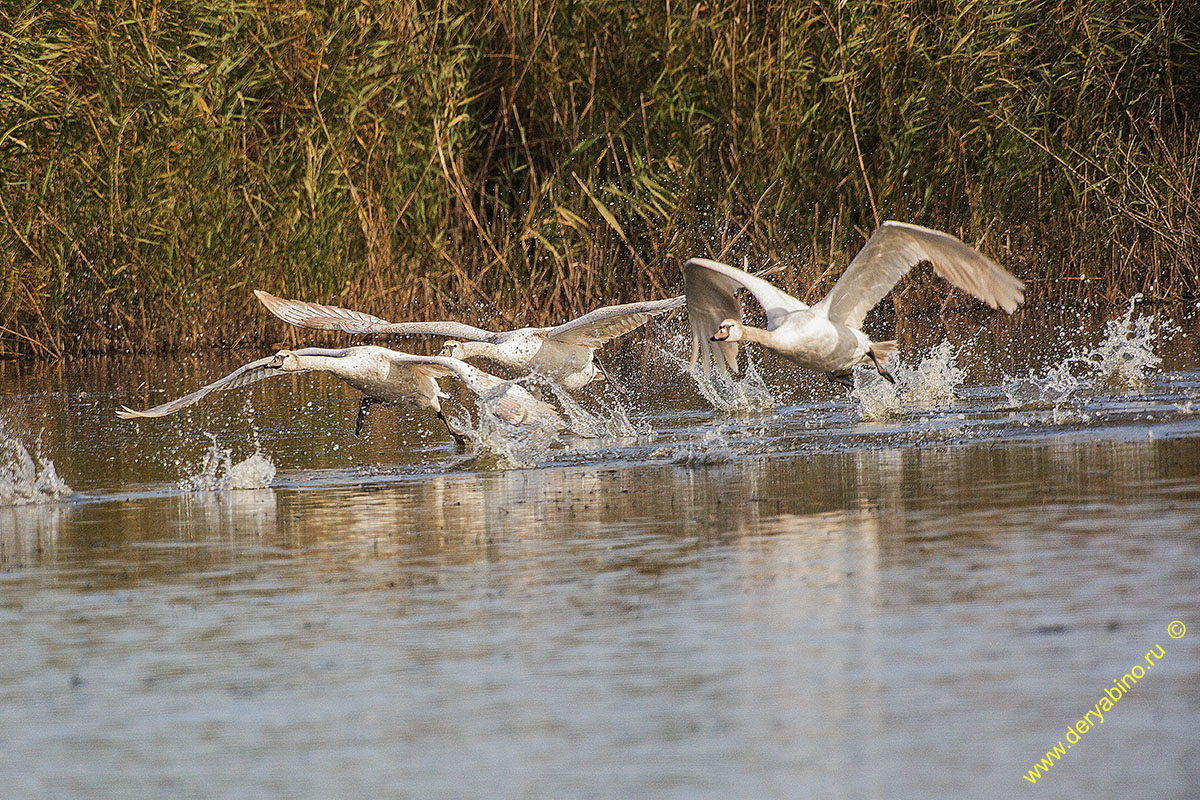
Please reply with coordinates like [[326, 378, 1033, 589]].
[[992, 275, 1025, 314], [253, 288, 278, 307], [115, 405, 143, 419], [683, 256, 729, 271]]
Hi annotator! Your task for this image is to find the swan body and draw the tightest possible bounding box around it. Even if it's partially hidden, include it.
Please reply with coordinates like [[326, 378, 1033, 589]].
[[254, 290, 685, 390], [685, 221, 1024, 386], [437, 336, 598, 389], [116, 346, 564, 439]]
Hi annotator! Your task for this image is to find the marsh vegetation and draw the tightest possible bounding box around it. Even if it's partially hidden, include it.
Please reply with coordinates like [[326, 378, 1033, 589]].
[[2, 0, 1197, 357]]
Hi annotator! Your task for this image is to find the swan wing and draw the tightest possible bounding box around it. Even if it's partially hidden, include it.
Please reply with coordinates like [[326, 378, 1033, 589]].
[[544, 295, 686, 347], [388, 354, 505, 393], [254, 290, 498, 341], [116, 354, 287, 418], [814, 221, 1024, 328], [683, 258, 808, 375]]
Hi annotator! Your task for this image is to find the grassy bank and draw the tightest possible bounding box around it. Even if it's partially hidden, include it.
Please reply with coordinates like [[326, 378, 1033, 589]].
[[2, 0, 1197, 358]]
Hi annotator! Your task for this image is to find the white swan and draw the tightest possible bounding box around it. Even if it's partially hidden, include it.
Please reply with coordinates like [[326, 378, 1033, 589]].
[[684, 221, 1024, 387], [116, 346, 564, 442], [253, 290, 685, 390]]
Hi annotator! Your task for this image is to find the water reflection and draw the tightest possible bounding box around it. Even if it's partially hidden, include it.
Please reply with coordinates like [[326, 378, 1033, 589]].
[[0, 503, 65, 569], [6, 433, 1198, 588]]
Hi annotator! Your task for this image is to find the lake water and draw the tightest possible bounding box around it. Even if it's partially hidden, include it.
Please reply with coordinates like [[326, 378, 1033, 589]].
[[2, 304, 1199, 798]]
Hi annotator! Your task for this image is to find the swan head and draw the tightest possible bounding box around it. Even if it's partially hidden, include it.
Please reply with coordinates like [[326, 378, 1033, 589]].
[[271, 350, 304, 372], [439, 341, 463, 359], [711, 319, 743, 343]]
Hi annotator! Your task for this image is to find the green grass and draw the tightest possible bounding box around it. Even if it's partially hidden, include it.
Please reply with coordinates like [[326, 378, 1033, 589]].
[[1, 0, 1197, 357]]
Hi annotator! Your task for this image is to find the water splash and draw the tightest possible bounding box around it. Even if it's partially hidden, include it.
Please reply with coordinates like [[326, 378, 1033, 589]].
[[1003, 297, 1163, 409], [0, 431, 72, 506], [1001, 359, 1084, 409], [666, 426, 735, 466], [468, 407, 560, 470], [853, 340, 966, 421], [655, 343, 777, 414], [447, 382, 559, 469], [1087, 297, 1163, 390], [694, 359, 779, 414], [181, 434, 276, 491], [527, 375, 649, 439]]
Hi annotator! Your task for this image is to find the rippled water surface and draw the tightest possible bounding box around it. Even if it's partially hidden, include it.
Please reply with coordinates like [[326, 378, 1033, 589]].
[[3, 308, 1200, 799]]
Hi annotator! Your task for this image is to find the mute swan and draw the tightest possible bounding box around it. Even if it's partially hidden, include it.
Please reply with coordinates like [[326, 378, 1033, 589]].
[[253, 290, 685, 390], [685, 221, 1024, 387], [116, 346, 564, 441]]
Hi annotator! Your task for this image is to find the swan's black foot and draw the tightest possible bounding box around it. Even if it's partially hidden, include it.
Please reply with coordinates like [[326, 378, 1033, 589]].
[[354, 397, 379, 436], [437, 410, 470, 450], [868, 349, 896, 384], [828, 370, 855, 390]]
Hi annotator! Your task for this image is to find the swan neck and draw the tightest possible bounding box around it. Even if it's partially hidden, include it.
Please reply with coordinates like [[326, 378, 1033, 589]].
[[739, 324, 774, 347], [457, 340, 497, 360], [288, 353, 347, 375]]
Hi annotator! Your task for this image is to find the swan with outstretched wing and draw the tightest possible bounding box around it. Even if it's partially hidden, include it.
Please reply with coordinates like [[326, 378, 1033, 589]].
[[254, 290, 685, 390], [117, 346, 565, 442], [684, 221, 1024, 387]]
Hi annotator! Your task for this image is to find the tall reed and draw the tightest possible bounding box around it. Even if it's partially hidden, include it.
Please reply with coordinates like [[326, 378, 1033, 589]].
[[1, 0, 1197, 357]]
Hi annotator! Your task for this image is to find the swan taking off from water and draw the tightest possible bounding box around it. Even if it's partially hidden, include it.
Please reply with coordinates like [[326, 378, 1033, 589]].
[[684, 221, 1024, 387], [253, 290, 685, 390], [116, 346, 564, 442]]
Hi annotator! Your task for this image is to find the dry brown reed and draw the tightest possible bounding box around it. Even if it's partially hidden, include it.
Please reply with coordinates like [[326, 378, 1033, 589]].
[[1, 0, 1197, 358]]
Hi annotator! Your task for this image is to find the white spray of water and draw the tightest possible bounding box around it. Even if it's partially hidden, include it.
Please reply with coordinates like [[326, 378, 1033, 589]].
[[853, 340, 966, 421], [443, 381, 562, 469], [693, 359, 779, 414], [666, 425, 735, 466], [447, 369, 653, 468], [525, 374, 649, 439], [1003, 297, 1163, 409], [0, 431, 72, 506], [656, 340, 778, 414], [181, 434, 276, 491], [468, 405, 560, 470], [1086, 297, 1163, 390]]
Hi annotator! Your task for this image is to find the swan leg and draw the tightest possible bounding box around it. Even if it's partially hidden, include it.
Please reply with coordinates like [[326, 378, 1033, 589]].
[[595, 354, 629, 399], [437, 410, 470, 449], [868, 349, 896, 384], [828, 370, 855, 390], [355, 397, 378, 436]]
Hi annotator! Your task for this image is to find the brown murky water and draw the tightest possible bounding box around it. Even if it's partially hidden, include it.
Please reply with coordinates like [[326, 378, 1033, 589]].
[[2, 308, 1199, 798]]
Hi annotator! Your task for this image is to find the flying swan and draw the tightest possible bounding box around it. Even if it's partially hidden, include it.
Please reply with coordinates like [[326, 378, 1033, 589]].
[[115, 346, 564, 442], [253, 290, 685, 390], [684, 221, 1024, 387]]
